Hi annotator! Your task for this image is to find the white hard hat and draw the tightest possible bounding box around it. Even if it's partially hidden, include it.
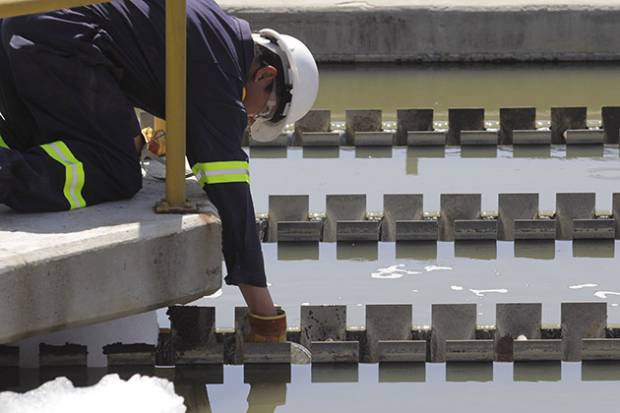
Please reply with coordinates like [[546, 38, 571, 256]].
[[250, 29, 319, 142]]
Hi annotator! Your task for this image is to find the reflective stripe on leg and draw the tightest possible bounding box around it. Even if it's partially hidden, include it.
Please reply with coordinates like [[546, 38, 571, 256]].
[[0, 134, 9, 149], [41, 141, 86, 209], [192, 161, 250, 187]]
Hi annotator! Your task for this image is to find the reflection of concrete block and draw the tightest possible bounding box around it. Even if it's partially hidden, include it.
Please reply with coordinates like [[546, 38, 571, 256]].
[[366, 304, 412, 362], [564, 129, 605, 145], [431, 304, 477, 362], [324, 195, 367, 242], [454, 219, 497, 240], [581, 339, 620, 361], [243, 343, 291, 364], [378, 340, 426, 362], [572, 219, 616, 239], [295, 109, 331, 135], [439, 194, 481, 241], [345, 109, 382, 145], [104, 344, 157, 366], [512, 130, 551, 145], [336, 220, 380, 242], [498, 194, 539, 241], [447, 108, 484, 145], [268, 195, 309, 242], [551, 107, 587, 144], [499, 107, 536, 144], [561, 302, 607, 361], [601, 106, 620, 144], [168, 306, 222, 364], [40, 343, 87, 367], [300, 305, 347, 350], [556, 193, 596, 240], [301, 132, 341, 147], [446, 340, 494, 362], [514, 219, 556, 240], [382, 194, 424, 241], [397, 109, 434, 145], [407, 131, 446, 146], [460, 130, 497, 146], [249, 133, 289, 147], [395, 220, 438, 241], [615, 193, 620, 240], [277, 221, 323, 242], [312, 341, 359, 363], [513, 339, 562, 361], [0, 346, 19, 367], [353, 131, 394, 146]]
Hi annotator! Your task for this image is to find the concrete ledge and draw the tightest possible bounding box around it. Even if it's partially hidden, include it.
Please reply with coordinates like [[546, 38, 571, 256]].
[[0, 179, 222, 344], [445, 340, 494, 362], [513, 339, 562, 361]]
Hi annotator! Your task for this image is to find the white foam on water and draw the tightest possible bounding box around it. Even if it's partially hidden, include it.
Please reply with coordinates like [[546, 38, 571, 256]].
[[569, 283, 598, 289], [469, 289, 509, 297], [412, 289, 419, 293], [205, 289, 223, 299], [0, 374, 185, 413], [371, 264, 421, 279], [613, 304, 619, 307], [424, 265, 453, 272], [450, 285, 464, 291], [594, 291, 620, 299]]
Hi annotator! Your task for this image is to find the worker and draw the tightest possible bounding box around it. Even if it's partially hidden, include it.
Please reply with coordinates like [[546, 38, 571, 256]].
[[0, 0, 319, 343]]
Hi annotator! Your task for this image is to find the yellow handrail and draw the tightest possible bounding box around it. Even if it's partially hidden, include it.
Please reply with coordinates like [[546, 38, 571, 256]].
[[0, 0, 108, 17]]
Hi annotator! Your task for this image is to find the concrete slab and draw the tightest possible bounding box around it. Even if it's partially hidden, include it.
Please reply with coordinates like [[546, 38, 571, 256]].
[[615, 193, 620, 240], [513, 339, 562, 361], [0, 178, 222, 344], [324, 194, 367, 242], [407, 131, 447, 146], [396, 109, 434, 145], [345, 110, 382, 145], [167, 306, 223, 365], [498, 193, 539, 241], [551, 107, 587, 144], [454, 219, 497, 240], [336, 220, 380, 242], [564, 129, 605, 145], [499, 107, 536, 145], [295, 109, 331, 137], [311, 341, 359, 363], [301, 132, 341, 147], [103, 343, 156, 366], [581, 339, 620, 361], [561, 302, 607, 361], [377, 340, 427, 363], [366, 304, 413, 362], [300, 305, 347, 350], [277, 221, 323, 242], [512, 130, 552, 145], [572, 219, 616, 240], [243, 343, 291, 364], [460, 130, 497, 146], [395, 220, 439, 241], [447, 109, 484, 145], [496, 303, 542, 361], [268, 195, 310, 242], [555, 193, 596, 240], [382, 194, 424, 241], [431, 304, 477, 362], [445, 340, 494, 362], [439, 194, 481, 241], [39, 343, 88, 367], [601, 106, 620, 144], [513, 219, 556, 240], [353, 131, 394, 146]]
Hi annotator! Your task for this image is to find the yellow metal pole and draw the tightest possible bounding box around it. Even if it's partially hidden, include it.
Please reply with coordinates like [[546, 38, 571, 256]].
[[154, 117, 166, 132], [0, 0, 109, 18], [162, 0, 187, 210]]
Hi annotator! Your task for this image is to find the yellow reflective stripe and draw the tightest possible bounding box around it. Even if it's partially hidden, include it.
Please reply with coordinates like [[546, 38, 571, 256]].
[[205, 173, 250, 185], [0, 134, 8, 149], [41, 141, 86, 210], [192, 161, 250, 187], [202, 161, 249, 171]]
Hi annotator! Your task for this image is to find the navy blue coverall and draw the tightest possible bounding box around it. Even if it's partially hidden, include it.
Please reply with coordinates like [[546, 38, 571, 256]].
[[0, 0, 266, 287]]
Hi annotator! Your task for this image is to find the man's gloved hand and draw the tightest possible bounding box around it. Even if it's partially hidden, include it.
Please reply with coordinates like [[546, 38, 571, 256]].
[[141, 127, 167, 157]]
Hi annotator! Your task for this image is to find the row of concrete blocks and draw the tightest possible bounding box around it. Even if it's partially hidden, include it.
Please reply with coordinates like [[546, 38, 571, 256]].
[[263, 193, 620, 242], [7, 302, 614, 369], [244, 107, 620, 147]]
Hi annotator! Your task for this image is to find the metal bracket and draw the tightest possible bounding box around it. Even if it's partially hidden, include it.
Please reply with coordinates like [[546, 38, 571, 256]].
[[154, 199, 199, 214]]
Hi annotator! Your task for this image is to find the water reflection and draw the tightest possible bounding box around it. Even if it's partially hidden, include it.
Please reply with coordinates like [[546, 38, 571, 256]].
[[406, 147, 446, 175], [581, 361, 620, 381], [513, 361, 561, 382], [395, 241, 438, 260], [514, 240, 556, 260], [461, 146, 498, 158], [454, 241, 497, 260], [566, 144, 604, 159], [311, 363, 359, 383], [337, 242, 378, 261], [378, 362, 426, 382], [513, 145, 551, 158], [355, 147, 393, 159], [249, 147, 288, 159], [302, 147, 339, 159], [445, 362, 494, 382], [277, 242, 320, 261], [573, 240, 615, 258]]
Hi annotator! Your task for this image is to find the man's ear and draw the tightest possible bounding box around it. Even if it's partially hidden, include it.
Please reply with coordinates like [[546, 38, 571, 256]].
[[254, 65, 278, 85]]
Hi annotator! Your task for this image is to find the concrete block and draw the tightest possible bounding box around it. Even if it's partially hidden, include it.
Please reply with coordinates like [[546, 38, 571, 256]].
[[295, 109, 331, 135], [301, 131, 341, 147], [615, 193, 620, 240], [0, 346, 19, 367], [601, 106, 620, 144], [381, 194, 424, 241], [499, 107, 536, 145], [396, 108, 434, 145], [556, 193, 596, 240], [377, 340, 427, 363], [561, 302, 607, 361], [249, 133, 290, 147], [366, 304, 413, 363], [407, 131, 446, 146], [564, 129, 605, 145], [460, 130, 498, 146], [551, 107, 587, 144], [345, 109, 382, 145], [454, 219, 497, 240], [431, 304, 477, 362], [354, 131, 394, 146], [277, 221, 322, 242], [572, 219, 616, 240], [311, 341, 359, 363], [445, 340, 494, 362], [496, 303, 542, 361], [513, 340, 562, 361], [324, 195, 366, 242], [512, 130, 552, 145], [103, 343, 156, 366], [167, 306, 222, 365], [268, 195, 309, 242], [243, 343, 292, 364], [582, 339, 620, 361], [513, 219, 556, 240], [439, 194, 481, 241], [395, 220, 439, 241], [336, 220, 380, 242], [447, 108, 484, 145], [498, 193, 539, 240], [39, 343, 87, 367], [300, 305, 347, 350]]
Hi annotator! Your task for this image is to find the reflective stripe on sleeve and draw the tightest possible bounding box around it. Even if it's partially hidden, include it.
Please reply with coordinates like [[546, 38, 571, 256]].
[[41, 141, 87, 210], [0, 134, 9, 149], [192, 161, 250, 187]]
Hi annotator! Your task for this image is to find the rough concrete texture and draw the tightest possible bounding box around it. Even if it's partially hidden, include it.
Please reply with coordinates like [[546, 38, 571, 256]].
[[277, 221, 323, 242], [561, 302, 607, 361], [439, 194, 481, 241], [447, 109, 485, 145], [336, 220, 380, 242], [221, 1, 620, 63], [513, 339, 562, 361], [301, 131, 341, 147], [311, 341, 359, 363], [601, 106, 620, 144], [106, 351, 156, 367], [496, 303, 542, 340], [268, 195, 309, 242], [431, 304, 477, 362], [564, 129, 605, 145], [0, 179, 222, 344], [460, 131, 498, 146], [168, 306, 223, 364], [499, 108, 536, 144], [581, 338, 620, 361], [366, 304, 412, 362], [453, 219, 498, 240], [551, 107, 587, 144], [324, 194, 367, 242], [345, 110, 382, 145], [572, 218, 616, 239], [395, 220, 439, 241], [382, 194, 424, 241], [377, 340, 426, 362], [512, 130, 552, 145], [243, 342, 292, 364], [513, 219, 557, 240], [353, 131, 394, 146], [295, 109, 331, 136], [555, 192, 596, 240], [614, 193, 620, 240], [445, 340, 494, 362], [396, 109, 434, 145], [407, 131, 446, 146], [300, 305, 348, 350], [498, 193, 539, 240]]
